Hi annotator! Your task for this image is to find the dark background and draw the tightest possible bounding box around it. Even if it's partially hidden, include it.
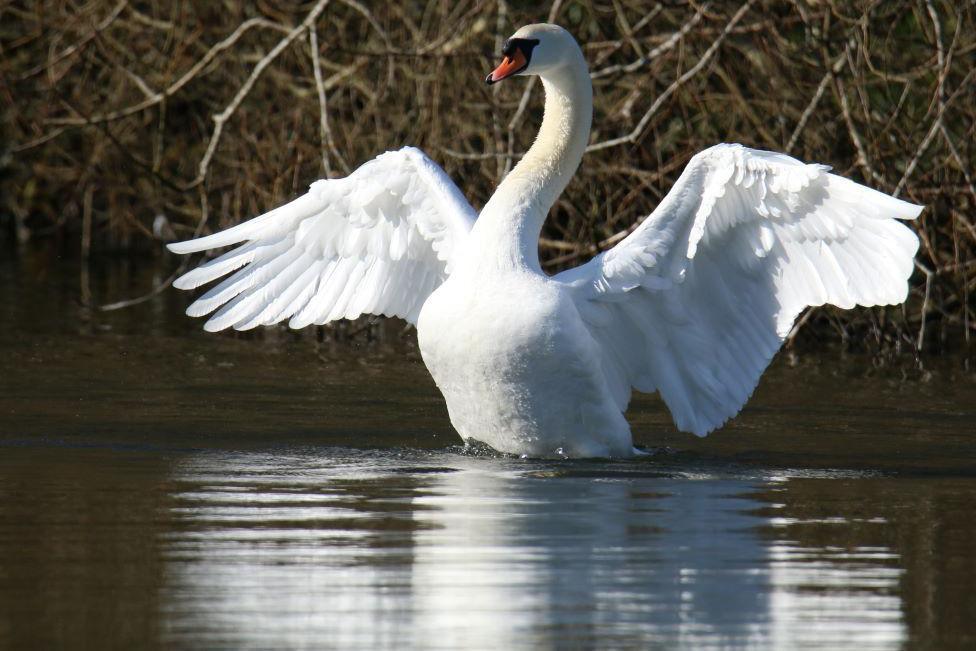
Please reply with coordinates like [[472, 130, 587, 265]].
[[2, 0, 974, 351]]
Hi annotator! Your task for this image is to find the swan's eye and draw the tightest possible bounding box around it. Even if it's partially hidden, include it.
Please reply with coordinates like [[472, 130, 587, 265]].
[[486, 37, 541, 85], [500, 38, 540, 59]]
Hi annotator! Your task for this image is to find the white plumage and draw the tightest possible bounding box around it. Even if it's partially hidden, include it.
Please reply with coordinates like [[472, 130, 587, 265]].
[[169, 24, 921, 458], [169, 148, 475, 330], [556, 144, 920, 436]]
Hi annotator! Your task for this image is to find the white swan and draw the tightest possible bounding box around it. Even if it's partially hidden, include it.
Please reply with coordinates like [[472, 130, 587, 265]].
[[168, 24, 921, 458]]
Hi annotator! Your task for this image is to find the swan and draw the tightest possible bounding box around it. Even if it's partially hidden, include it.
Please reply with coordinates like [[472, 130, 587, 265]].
[[167, 23, 921, 458]]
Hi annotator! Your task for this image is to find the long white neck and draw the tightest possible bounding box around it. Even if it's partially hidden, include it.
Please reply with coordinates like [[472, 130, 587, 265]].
[[469, 52, 592, 272]]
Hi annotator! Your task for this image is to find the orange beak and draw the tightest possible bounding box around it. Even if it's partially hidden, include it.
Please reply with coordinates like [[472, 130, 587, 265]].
[[486, 48, 527, 84]]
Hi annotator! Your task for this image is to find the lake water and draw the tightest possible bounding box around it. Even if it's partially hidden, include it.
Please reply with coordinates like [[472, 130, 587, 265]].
[[1, 245, 975, 649]]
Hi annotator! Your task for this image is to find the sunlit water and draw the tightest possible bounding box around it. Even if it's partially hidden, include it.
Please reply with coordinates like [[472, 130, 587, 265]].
[[1, 246, 975, 649]]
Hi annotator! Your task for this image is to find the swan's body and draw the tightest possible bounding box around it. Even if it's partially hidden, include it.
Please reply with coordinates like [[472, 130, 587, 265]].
[[169, 24, 921, 458], [420, 268, 634, 457]]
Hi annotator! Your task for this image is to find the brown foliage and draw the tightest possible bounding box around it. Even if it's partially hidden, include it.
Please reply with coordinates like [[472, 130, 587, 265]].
[[1, 1, 974, 350]]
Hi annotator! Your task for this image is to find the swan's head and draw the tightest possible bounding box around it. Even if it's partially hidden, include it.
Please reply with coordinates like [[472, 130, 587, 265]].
[[485, 24, 578, 84]]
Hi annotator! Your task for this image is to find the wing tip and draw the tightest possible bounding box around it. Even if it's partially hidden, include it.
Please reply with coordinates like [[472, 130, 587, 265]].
[[167, 240, 200, 255], [884, 194, 925, 221], [689, 425, 712, 438], [903, 201, 925, 220], [683, 411, 728, 438]]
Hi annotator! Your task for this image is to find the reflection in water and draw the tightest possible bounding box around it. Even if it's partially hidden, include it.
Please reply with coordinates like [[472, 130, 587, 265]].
[[160, 452, 907, 650], [767, 540, 903, 648], [1, 247, 974, 649], [161, 453, 424, 648], [408, 467, 773, 649]]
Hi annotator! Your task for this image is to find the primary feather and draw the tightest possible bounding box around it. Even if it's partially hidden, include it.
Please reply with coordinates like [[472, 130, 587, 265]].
[[168, 147, 476, 331], [556, 144, 920, 436]]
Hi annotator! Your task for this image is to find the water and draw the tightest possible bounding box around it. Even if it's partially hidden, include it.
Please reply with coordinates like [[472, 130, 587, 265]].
[[2, 245, 975, 649]]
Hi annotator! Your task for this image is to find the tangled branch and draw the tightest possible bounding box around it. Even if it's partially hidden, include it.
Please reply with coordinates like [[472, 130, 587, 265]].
[[2, 0, 974, 351]]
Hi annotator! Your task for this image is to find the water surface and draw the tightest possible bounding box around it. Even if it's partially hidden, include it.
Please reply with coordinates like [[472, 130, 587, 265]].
[[1, 246, 975, 649]]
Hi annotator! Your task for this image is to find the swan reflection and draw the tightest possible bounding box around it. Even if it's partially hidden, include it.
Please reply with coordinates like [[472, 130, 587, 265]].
[[160, 451, 905, 649]]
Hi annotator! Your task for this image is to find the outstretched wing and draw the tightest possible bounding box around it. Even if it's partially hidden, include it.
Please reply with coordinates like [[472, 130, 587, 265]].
[[556, 144, 921, 436], [168, 147, 476, 331]]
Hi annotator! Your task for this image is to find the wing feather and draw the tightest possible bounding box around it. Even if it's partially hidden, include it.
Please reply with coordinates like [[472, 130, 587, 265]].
[[168, 147, 476, 330], [556, 143, 921, 436], [238, 255, 321, 330]]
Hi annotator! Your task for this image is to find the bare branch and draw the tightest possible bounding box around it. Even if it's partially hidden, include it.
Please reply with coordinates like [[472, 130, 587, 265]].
[[190, 0, 333, 189], [46, 17, 289, 126], [310, 27, 333, 177], [894, 67, 975, 197], [835, 74, 884, 185], [586, 0, 755, 153], [786, 53, 845, 153], [590, 4, 707, 80], [19, 0, 129, 81]]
